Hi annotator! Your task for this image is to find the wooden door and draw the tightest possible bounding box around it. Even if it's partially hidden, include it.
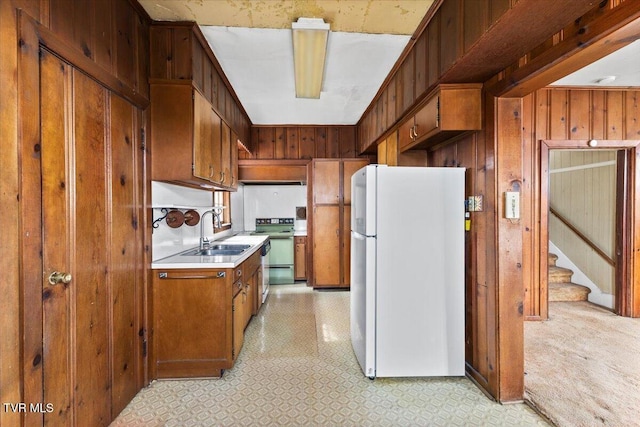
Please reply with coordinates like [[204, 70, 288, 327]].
[[313, 205, 341, 286], [230, 130, 239, 189], [40, 48, 144, 425], [413, 93, 439, 139], [153, 271, 230, 377], [221, 121, 232, 187], [342, 206, 352, 287], [193, 89, 213, 180], [313, 160, 340, 204], [342, 159, 369, 204], [210, 109, 223, 184], [232, 288, 245, 361], [294, 236, 307, 280], [398, 116, 415, 151]]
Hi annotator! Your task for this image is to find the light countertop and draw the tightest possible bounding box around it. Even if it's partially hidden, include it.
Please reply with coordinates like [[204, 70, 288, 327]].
[[151, 234, 268, 269]]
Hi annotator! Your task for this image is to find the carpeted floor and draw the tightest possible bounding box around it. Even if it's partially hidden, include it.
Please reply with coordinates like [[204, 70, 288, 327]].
[[524, 301, 640, 427]]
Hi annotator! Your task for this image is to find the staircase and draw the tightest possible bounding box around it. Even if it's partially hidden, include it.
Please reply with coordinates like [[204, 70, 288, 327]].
[[548, 253, 591, 302]]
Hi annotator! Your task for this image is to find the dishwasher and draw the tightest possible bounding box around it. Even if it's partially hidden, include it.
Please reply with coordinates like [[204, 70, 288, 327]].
[[259, 239, 271, 303]]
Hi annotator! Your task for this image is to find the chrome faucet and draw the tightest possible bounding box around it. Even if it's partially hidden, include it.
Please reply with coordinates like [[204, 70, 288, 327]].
[[200, 209, 216, 250]]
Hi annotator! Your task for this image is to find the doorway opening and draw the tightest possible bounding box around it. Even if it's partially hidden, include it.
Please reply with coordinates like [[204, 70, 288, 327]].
[[547, 148, 618, 311], [524, 141, 640, 425], [539, 140, 637, 318]]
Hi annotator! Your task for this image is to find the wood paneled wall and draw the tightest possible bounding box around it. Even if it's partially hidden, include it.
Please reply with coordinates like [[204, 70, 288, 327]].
[[241, 126, 362, 160], [521, 88, 640, 319], [149, 22, 252, 146], [357, 0, 599, 153], [427, 95, 526, 403], [44, 0, 150, 99], [1, 1, 150, 425]]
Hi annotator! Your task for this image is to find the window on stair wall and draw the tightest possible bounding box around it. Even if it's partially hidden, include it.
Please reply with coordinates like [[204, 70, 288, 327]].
[[214, 190, 232, 232]]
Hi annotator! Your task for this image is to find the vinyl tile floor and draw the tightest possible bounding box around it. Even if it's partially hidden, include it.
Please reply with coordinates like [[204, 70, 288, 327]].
[[112, 284, 549, 427]]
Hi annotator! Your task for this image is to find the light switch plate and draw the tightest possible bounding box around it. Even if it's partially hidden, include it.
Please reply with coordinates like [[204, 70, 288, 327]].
[[505, 192, 520, 219]]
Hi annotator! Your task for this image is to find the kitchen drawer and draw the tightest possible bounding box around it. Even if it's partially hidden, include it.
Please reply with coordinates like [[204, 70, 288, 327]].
[[233, 278, 243, 297]]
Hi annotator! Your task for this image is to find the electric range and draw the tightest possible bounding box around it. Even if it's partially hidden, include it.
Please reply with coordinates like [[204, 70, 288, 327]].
[[251, 218, 295, 284]]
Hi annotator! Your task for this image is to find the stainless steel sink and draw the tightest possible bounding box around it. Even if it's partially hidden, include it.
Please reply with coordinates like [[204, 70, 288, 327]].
[[209, 244, 251, 250], [181, 244, 251, 257]]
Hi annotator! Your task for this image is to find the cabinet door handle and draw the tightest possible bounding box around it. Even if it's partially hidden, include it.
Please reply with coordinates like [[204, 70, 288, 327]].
[[158, 271, 225, 279], [414, 124, 419, 137], [409, 125, 416, 139], [209, 165, 214, 178], [219, 171, 224, 182]]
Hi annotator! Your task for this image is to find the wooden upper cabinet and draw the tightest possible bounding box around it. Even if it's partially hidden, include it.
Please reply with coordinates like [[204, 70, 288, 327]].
[[220, 122, 232, 186], [210, 109, 223, 185], [150, 83, 236, 190], [313, 160, 341, 205], [193, 90, 215, 181], [399, 84, 482, 152], [150, 22, 251, 153], [230, 130, 239, 190]]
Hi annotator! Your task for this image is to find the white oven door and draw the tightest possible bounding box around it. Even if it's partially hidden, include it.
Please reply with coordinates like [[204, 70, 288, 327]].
[[268, 236, 294, 284]]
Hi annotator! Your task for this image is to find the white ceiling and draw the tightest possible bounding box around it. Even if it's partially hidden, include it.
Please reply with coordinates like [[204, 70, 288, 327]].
[[139, 0, 434, 125], [200, 26, 409, 125], [551, 39, 640, 88], [139, 1, 640, 126]]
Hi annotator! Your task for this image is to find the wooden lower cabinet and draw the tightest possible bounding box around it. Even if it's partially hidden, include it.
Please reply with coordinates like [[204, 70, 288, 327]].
[[152, 269, 232, 378], [232, 282, 245, 363], [294, 236, 307, 280], [151, 250, 263, 378], [313, 205, 342, 286]]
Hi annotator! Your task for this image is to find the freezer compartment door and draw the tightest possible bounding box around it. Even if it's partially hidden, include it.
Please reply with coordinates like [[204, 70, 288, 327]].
[[350, 231, 377, 377], [351, 165, 378, 237]]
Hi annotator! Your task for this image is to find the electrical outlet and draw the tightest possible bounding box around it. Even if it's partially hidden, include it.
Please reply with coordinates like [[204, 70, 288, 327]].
[[504, 192, 520, 219], [468, 195, 483, 212], [469, 196, 482, 212]]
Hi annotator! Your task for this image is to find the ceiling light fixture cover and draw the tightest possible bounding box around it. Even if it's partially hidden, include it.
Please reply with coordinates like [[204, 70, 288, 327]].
[[594, 75, 617, 85], [292, 18, 330, 99]]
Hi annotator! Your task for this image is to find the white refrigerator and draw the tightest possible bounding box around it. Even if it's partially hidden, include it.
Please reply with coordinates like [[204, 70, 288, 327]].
[[350, 165, 465, 378]]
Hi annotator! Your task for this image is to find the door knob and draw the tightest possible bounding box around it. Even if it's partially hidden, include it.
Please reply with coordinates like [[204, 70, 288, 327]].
[[48, 271, 72, 285]]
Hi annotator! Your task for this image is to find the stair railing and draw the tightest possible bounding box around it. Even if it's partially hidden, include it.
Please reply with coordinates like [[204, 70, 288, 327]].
[[550, 206, 615, 267]]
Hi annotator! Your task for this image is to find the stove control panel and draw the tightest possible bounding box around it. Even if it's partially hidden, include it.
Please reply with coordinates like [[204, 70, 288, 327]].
[[256, 218, 294, 225]]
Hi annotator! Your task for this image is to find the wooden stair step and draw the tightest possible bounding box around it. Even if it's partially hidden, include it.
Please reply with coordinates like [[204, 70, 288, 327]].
[[548, 253, 558, 267], [549, 265, 573, 284], [549, 282, 591, 302]]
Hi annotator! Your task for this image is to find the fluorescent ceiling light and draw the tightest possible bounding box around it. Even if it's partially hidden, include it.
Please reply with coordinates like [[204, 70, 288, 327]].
[[292, 18, 330, 99]]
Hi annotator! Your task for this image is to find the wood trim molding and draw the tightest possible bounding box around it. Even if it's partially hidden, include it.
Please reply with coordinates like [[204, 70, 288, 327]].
[[238, 159, 310, 183], [487, 2, 640, 97], [17, 9, 46, 422]]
